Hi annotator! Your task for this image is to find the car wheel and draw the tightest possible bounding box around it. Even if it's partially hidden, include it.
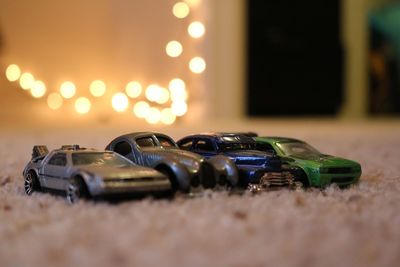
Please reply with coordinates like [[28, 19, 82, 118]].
[[66, 177, 89, 204], [24, 171, 40, 195]]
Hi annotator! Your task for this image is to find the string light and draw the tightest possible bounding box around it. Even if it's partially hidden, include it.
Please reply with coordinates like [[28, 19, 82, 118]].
[[145, 107, 161, 124], [188, 21, 205, 38], [171, 101, 188, 116], [125, 81, 142, 98], [30, 80, 46, 98], [112, 92, 129, 112], [19, 72, 35, 90], [133, 101, 150, 118], [173, 2, 190, 18], [169, 78, 188, 101], [47, 93, 63, 110], [161, 108, 176, 125], [60, 81, 76, 99], [189, 57, 206, 73], [155, 87, 170, 104], [5, 64, 21, 82], [89, 80, 106, 97], [75, 97, 91, 114], [166, 40, 183, 58]]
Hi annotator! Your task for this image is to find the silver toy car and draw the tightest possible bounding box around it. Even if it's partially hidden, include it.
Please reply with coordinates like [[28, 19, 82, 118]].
[[23, 145, 172, 203], [106, 132, 239, 193]]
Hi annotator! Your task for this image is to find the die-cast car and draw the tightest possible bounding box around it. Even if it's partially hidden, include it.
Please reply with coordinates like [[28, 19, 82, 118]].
[[23, 145, 171, 203], [254, 136, 362, 187], [106, 132, 239, 192], [177, 133, 298, 188]]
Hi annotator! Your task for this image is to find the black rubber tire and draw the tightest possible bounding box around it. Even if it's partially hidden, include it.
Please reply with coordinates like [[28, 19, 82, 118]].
[[297, 169, 310, 187], [24, 171, 41, 195], [66, 176, 89, 204]]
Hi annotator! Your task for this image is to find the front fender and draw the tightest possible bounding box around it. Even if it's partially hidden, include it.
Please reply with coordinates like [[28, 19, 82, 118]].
[[153, 159, 191, 192], [70, 171, 99, 196], [207, 155, 239, 186]]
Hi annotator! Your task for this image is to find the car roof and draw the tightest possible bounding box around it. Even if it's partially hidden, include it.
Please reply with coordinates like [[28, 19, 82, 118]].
[[53, 146, 109, 154], [110, 132, 176, 144], [182, 132, 256, 143]]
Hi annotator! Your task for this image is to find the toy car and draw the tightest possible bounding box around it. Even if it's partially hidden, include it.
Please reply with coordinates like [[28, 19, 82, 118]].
[[254, 137, 362, 187], [23, 145, 172, 203], [106, 132, 239, 192], [177, 133, 298, 188]]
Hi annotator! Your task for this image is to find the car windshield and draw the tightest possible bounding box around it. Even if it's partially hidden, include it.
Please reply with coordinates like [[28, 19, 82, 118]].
[[156, 136, 177, 148], [72, 152, 133, 167], [276, 142, 321, 157], [219, 142, 257, 151]]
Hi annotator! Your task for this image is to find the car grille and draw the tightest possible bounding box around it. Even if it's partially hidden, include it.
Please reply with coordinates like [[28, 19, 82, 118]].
[[260, 171, 294, 187]]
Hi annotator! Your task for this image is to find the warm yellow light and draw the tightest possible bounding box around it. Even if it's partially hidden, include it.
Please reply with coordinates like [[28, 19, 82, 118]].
[[133, 101, 150, 118], [188, 21, 205, 38], [19, 72, 35, 90], [75, 97, 91, 114], [60, 81, 76, 99], [145, 107, 161, 124], [161, 108, 176, 125], [171, 101, 188, 116], [125, 81, 142, 98], [189, 57, 206, 73], [30, 80, 46, 98], [5, 64, 21, 82], [169, 78, 188, 101], [145, 84, 161, 102], [173, 2, 190, 19], [112, 92, 129, 112], [89, 80, 106, 97], [184, 0, 201, 8], [155, 87, 170, 104], [47, 93, 63, 110], [166, 41, 183, 58]]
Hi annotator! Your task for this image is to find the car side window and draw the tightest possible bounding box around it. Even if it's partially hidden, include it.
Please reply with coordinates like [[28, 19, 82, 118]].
[[48, 153, 67, 166], [194, 139, 215, 152], [136, 137, 156, 148], [257, 142, 276, 154], [114, 141, 132, 156], [179, 139, 193, 150]]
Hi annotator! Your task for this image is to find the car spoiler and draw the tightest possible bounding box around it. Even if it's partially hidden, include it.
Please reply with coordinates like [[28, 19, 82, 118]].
[[32, 145, 49, 160]]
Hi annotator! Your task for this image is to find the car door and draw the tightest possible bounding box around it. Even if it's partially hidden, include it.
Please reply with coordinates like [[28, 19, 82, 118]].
[[42, 152, 68, 190], [192, 138, 217, 158]]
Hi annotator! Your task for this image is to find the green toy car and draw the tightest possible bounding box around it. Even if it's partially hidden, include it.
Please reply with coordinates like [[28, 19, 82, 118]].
[[254, 137, 362, 188]]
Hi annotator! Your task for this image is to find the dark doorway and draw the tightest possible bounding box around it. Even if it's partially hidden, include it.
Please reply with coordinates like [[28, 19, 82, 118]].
[[247, 1, 343, 116]]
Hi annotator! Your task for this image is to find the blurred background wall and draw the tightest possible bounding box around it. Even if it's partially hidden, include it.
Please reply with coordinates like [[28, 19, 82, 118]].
[[0, 0, 398, 129]]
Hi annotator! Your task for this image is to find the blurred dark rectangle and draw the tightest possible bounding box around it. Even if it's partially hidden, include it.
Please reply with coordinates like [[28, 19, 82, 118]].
[[247, 0, 343, 116]]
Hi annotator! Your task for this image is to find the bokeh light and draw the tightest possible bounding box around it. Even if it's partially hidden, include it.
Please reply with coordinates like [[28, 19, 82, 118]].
[[173, 2, 190, 19], [188, 21, 205, 38], [184, 0, 201, 8], [47, 93, 63, 110], [125, 81, 142, 98], [30, 80, 46, 98], [5, 64, 21, 82], [75, 97, 91, 114], [133, 101, 150, 118], [166, 40, 183, 58], [189, 57, 206, 73], [161, 108, 176, 125], [171, 101, 188, 116], [89, 80, 106, 97], [145, 84, 161, 102], [145, 107, 161, 124], [112, 92, 129, 112], [155, 87, 170, 104], [169, 78, 188, 101], [19, 72, 35, 90], [60, 81, 76, 99]]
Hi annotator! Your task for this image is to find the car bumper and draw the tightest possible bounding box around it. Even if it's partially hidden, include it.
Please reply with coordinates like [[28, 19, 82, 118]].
[[318, 171, 361, 187]]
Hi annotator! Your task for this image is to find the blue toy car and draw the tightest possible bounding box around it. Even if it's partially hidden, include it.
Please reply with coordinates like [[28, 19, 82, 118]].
[[177, 133, 298, 188]]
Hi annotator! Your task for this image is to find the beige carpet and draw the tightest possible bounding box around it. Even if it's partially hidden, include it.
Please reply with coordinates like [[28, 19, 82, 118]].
[[0, 120, 399, 267]]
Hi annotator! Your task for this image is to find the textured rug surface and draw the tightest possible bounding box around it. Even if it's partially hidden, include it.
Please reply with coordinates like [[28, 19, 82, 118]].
[[0, 120, 399, 267]]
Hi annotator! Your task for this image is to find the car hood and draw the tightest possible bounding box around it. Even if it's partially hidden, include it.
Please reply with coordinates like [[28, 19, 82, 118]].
[[76, 165, 166, 180], [222, 150, 273, 166], [291, 154, 360, 167]]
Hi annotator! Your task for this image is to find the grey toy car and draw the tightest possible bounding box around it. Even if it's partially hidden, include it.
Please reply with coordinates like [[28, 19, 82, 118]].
[[106, 132, 239, 192], [23, 145, 172, 203]]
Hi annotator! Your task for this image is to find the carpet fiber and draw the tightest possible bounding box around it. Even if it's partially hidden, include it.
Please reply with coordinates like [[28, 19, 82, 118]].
[[1, 121, 399, 267]]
